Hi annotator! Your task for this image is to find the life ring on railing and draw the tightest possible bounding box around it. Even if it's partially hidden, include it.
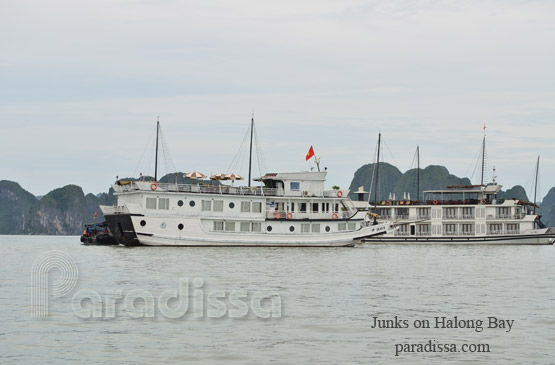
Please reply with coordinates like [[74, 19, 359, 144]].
[[332, 213, 339, 220], [150, 183, 158, 191], [433, 200, 438, 205], [287, 212, 293, 219], [336, 190, 343, 198], [481, 199, 487, 205]]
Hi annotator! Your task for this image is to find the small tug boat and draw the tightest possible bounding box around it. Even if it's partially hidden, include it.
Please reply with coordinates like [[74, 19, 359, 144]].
[[80, 222, 118, 245]]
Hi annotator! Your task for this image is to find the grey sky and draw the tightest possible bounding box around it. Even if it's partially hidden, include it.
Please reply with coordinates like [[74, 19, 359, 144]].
[[1, 0, 554, 198]]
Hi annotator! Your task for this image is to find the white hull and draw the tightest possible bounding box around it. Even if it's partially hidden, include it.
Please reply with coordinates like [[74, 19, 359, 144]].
[[362, 232, 555, 245]]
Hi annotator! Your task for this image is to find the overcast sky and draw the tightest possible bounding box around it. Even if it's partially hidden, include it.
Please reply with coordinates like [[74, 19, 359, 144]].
[[1, 0, 554, 199]]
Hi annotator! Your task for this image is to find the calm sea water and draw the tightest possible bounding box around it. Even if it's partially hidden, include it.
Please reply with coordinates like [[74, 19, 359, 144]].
[[1, 236, 555, 364]]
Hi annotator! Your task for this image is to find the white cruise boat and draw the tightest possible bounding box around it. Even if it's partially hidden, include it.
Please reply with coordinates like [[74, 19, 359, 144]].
[[99, 120, 392, 247], [362, 133, 555, 245], [100, 171, 392, 247], [363, 183, 555, 245]]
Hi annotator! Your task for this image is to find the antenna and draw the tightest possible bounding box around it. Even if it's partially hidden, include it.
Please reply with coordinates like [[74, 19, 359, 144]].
[[373, 133, 381, 211]]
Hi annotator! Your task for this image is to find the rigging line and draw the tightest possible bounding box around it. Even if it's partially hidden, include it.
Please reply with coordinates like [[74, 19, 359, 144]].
[[381, 138, 399, 169], [132, 126, 157, 178], [368, 141, 379, 203], [254, 124, 268, 177], [227, 125, 251, 173], [160, 127, 176, 175]]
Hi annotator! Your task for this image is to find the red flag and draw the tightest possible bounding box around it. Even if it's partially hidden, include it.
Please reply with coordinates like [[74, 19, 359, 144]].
[[94, 210, 97, 220], [306, 146, 315, 161]]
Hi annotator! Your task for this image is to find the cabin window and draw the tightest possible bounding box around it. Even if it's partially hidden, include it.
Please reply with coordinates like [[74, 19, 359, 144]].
[[377, 208, 391, 218], [250, 202, 261, 213], [213, 221, 224, 231], [189, 200, 196, 207], [488, 223, 502, 235], [395, 208, 409, 219], [461, 207, 474, 219], [290, 202, 295, 212], [146, 198, 157, 209], [252, 222, 262, 232], [241, 201, 251, 213], [443, 207, 457, 219], [177, 200, 184, 207], [417, 224, 430, 235], [497, 207, 511, 219], [347, 222, 356, 231], [443, 224, 457, 235], [202, 200, 212, 211], [158, 198, 169, 210], [267, 226, 273, 232], [334, 203, 339, 213], [229, 202, 235, 209], [301, 223, 310, 233], [338, 222, 346, 231], [416, 208, 430, 219], [506, 223, 519, 234], [325, 226, 330, 232], [213, 200, 224, 212], [312, 203, 319, 213], [311, 224, 320, 233], [300, 203, 307, 213], [240, 222, 250, 232], [225, 222, 235, 232], [276, 202, 284, 212], [461, 224, 474, 235], [323, 203, 330, 213], [290, 182, 300, 191], [178, 223, 184, 230], [289, 226, 295, 232]]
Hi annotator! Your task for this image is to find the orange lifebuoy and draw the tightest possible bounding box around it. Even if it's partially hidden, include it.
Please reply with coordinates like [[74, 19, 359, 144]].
[[332, 213, 339, 220], [287, 212, 293, 219], [481, 199, 487, 205], [433, 200, 438, 205], [336, 190, 343, 197], [150, 183, 158, 191]]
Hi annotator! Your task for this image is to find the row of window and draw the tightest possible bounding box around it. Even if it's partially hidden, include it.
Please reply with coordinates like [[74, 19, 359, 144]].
[[212, 221, 359, 233], [146, 197, 264, 213]]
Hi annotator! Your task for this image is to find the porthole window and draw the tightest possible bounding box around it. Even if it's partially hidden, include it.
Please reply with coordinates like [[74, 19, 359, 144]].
[[267, 226, 273, 232], [140, 220, 146, 226], [229, 202, 235, 209], [161, 222, 167, 229], [289, 226, 295, 232], [325, 226, 331, 232], [177, 200, 184, 207], [189, 200, 196, 207], [178, 223, 184, 230]]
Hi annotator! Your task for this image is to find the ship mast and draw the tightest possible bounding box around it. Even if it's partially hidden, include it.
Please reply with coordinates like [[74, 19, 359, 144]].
[[154, 117, 160, 181], [248, 115, 254, 187], [416, 145, 420, 201], [480, 135, 486, 185], [533, 155, 540, 214], [372, 133, 381, 211]]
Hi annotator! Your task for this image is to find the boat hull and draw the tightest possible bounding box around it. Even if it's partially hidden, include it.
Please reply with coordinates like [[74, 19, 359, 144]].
[[362, 233, 555, 245]]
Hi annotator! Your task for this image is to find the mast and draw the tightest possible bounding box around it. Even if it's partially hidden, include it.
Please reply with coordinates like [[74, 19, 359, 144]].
[[248, 115, 254, 187], [416, 145, 420, 201], [533, 155, 540, 214], [480, 135, 486, 185], [154, 117, 160, 181], [373, 133, 381, 211]]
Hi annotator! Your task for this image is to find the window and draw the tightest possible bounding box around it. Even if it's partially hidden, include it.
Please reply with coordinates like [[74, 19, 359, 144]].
[[229, 202, 235, 209], [177, 200, 184, 207], [461, 207, 474, 219], [506, 223, 520, 234], [334, 203, 339, 213], [140, 220, 146, 226], [290, 182, 300, 191], [300, 203, 307, 213], [488, 224, 502, 235], [252, 222, 262, 232], [158, 198, 169, 210], [323, 203, 330, 213], [202, 200, 212, 211], [377, 208, 391, 218], [213, 221, 223, 231], [417, 224, 430, 235], [213, 200, 224, 212], [338, 222, 346, 231], [178, 223, 184, 230], [443, 207, 457, 219], [312, 203, 319, 213], [189, 200, 196, 207], [252, 202, 262, 213], [267, 225, 272, 232], [146, 197, 157, 209], [497, 207, 511, 219], [347, 222, 356, 231], [325, 226, 330, 232], [241, 201, 251, 213], [289, 226, 295, 232], [240, 222, 250, 232], [416, 208, 430, 219], [443, 224, 457, 235], [461, 224, 474, 235], [395, 208, 409, 219], [311, 224, 320, 233], [225, 222, 235, 232], [301, 223, 310, 233]]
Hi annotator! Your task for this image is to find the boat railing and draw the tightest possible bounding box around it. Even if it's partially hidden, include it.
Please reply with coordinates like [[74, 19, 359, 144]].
[[416, 232, 431, 236], [116, 182, 284, 196], [267, 210, 349, 220], [394, 231, 410, 236], [460, 231, 475, 236], [444, 231, 458, 236], [489, 229, 520, 235], [460, 214, 475, 220], [444, 215, 459, 220], [417, 215, 430, 220], [396, 214, 409, 220]]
